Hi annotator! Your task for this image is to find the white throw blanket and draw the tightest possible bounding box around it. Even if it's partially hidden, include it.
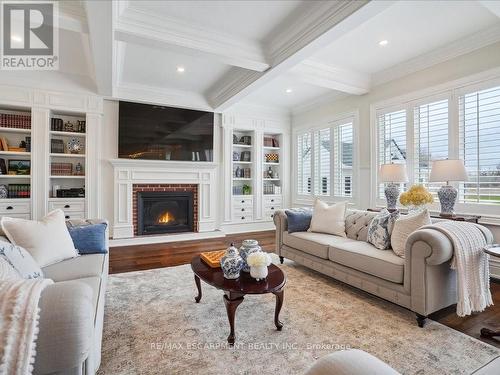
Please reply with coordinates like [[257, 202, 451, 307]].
[[0, 279, 53, 375], [425, 221, 493, 317]]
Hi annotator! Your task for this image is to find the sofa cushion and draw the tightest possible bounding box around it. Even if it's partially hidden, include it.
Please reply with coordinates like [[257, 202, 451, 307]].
[[42, 253, 107, 282], [329, 241, 405, 283], [0, 240, 43, 279], [345, 210, 378, 242], [285, 208, 312, 233], [309, 199, 347, 237], [68, 223, 108, 254], [283, 231, 356, 259]]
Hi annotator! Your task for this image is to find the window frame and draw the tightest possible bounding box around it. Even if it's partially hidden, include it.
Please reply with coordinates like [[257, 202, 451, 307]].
[[370, 74, 500, 218], [293, 112, 359, 206]]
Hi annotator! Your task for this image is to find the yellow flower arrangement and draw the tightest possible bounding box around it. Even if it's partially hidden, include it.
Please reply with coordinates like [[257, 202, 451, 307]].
[[399, 185, 433, 207]]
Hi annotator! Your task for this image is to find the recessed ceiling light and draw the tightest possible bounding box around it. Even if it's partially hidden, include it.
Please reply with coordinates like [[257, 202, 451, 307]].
[[379, 40, 389, 46], [285, 88, 293, 94], [11, 35, 23, 43], [176, 66, 185, 73]]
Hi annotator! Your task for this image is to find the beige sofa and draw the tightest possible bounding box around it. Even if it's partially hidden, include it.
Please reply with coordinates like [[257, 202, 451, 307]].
[[33, 219, 109, 375], [274, 209, 493, 326]]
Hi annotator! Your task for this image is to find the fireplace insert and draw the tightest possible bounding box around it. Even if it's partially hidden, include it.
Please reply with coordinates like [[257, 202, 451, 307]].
[[137, 191, 194, 235]]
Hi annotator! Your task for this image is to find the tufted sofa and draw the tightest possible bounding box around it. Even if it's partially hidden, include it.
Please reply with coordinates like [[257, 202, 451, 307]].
[[274, 209, 493, 326]]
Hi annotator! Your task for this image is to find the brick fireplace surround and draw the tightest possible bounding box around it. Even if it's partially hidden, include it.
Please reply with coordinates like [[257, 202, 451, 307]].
[[132, 184, 199, 236]]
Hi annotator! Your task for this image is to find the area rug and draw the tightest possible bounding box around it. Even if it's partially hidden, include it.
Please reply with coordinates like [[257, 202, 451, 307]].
[[98, 261, 500, 375]]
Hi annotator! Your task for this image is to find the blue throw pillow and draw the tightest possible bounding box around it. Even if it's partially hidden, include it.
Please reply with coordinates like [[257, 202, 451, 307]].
[[285, 208, 313, 233], [68, 223, 108, 254]]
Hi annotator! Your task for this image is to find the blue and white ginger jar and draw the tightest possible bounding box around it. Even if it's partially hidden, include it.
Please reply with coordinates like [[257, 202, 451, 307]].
[[220, 243, 243, 279], [239, 239, 262, 273]]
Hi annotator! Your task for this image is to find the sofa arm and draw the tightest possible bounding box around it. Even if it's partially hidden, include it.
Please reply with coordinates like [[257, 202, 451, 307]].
[[406, 229, 454, 266], [34, 280, 94, 375], [273, 210, 288, 255]]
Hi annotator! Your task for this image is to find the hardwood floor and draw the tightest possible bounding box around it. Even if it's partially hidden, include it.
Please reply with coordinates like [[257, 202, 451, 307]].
[[109, 230, 500, 348]]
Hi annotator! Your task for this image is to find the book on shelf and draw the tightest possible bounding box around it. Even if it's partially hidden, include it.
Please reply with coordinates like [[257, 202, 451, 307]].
[[0, 114, 31, 130], [264, 137, 279, 148], [51, 139, 65, 153], [0, 137, 8, 151], [6, 184, 30, 198], [51, 162, 73, 176], [0, 159, 6, 175]]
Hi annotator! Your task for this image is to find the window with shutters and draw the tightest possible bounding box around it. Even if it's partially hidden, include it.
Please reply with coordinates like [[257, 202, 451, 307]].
[[313, 128, 331, 196], [413, 99, 449, 195], [297, 132, 312, 195], [377, 110, 407, 199], [459, 86, 500, 205], [333, 122, 353, 197]]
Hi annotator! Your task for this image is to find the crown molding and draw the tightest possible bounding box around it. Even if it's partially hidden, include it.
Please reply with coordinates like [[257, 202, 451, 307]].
[[372, 23, 500, 87], [291, 59, 370, 95], [114, 6, 269, 72]]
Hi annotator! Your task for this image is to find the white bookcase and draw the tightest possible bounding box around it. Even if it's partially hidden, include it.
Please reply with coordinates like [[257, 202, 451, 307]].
[[221, 113, 290, 232], [0, 85, 103, 221]]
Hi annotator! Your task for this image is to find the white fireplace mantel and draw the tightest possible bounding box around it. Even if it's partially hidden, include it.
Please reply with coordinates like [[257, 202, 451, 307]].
[[109, 159, 218, 239]]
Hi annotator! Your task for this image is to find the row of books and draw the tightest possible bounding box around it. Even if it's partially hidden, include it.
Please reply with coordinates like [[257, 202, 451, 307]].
[[264, 183, 281, 195], [6, 184, 30, 198], [51, 162, 73, 176], [264, 136, 279, 148], [0, 114, 31, 129]]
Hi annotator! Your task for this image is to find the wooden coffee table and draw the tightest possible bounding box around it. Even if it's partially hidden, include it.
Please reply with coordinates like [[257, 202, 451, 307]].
[[191, 255, 286, 345], [481, 246, 500, 340]]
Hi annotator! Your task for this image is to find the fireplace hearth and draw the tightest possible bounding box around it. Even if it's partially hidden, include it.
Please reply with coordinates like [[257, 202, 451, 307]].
[[137, 191, 194, 235]]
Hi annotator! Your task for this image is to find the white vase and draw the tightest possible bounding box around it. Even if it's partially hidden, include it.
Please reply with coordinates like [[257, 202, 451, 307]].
[[250, 265, 268, 281]]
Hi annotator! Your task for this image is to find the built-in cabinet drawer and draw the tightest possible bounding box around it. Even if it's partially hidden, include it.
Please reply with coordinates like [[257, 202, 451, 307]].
[[48, 201, 85, 212], [233, 214, 254, 223], [62, 212, 85, 220], [0, 201, 31, 214], [0, 213, 30, 219], [233, 197, 253, 207], [264, 195, 282, 205]]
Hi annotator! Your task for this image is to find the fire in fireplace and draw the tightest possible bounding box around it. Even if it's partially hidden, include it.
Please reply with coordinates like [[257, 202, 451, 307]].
[[137, 191, 194, 235]]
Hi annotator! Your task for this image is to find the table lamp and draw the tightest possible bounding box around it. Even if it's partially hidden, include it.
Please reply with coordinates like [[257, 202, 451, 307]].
[[429, 159, 468, 217], [379, 164, 408, 211]]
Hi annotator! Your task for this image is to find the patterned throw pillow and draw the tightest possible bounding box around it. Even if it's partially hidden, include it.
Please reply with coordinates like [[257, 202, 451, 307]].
[[367, 209, 400, 250], [0, 256, 21, 280], [0, 240, 43, 279]]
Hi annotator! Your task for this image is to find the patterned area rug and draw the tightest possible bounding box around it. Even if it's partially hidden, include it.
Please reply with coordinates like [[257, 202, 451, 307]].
[[99, 261, 500, 375]]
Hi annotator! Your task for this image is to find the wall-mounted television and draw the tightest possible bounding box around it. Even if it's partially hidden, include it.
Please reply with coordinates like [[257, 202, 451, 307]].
[[118, 101, 214, 161]]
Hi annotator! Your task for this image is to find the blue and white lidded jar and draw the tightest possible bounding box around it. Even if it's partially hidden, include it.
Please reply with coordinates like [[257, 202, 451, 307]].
[[239, 239, 262, 273], [220, 243, 243, 279]]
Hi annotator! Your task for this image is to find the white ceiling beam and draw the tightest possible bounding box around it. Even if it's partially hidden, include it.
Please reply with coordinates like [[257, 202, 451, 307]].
[[291, 60, 370, 95], [114, 7, 269, 72], [83, 0, 113, 96], [209, 0, 394, 111]]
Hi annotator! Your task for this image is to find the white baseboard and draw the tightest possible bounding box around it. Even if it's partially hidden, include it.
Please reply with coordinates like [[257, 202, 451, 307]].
[[220, 221, 275, 234], [110, 230, 225, 247]]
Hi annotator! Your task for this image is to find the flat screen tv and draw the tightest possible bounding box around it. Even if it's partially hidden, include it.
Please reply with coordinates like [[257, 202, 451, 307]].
[[118, 101, 214, 161]]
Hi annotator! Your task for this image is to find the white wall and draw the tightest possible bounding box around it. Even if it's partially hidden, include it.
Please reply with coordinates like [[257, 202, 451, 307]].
[[292, 41, 500, 241]]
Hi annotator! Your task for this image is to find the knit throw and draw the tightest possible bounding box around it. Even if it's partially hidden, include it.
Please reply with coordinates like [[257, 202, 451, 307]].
[[427, 221, 493, 317], [0, 279, 53, 375]]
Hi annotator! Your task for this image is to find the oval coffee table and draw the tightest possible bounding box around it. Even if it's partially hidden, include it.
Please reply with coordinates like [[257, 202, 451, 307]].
[[481, 245, 500, 340], [191, 255, 286, 345]]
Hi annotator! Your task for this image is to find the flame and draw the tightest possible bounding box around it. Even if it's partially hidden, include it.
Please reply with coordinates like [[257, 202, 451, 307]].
[[158, 212, 174, 224]]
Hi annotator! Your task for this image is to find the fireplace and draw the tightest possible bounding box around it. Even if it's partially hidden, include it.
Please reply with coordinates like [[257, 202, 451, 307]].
[[137, 191, 194, 235]]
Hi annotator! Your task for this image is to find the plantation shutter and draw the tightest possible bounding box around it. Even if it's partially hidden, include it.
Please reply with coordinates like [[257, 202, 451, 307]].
[[413, 99, 449, 195], [377, 110, 407, 198], [313, 128, 331, 195], [333, 122, 353, 197], [459, 85, 500, 205], [297, 132, 312, 195]]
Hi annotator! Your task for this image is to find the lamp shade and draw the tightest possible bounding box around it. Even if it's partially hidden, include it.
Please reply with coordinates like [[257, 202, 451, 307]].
[[379, 163, 408, 183], [429, 159, 468, 183]]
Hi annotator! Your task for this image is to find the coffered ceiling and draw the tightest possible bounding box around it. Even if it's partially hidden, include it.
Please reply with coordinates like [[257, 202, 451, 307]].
[[1, 1, 499, 113]]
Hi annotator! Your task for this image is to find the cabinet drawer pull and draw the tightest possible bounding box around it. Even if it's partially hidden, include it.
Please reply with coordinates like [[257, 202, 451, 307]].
[[241, 208, 245, 212], [6, 206, 13, 210], [241, 216, 245, 220], [241, 200, 245, 203], [271, 207, 274, 210], [65, 215, 70, 219], [64, 204, 70, 208], [271, 199, 274, 202]]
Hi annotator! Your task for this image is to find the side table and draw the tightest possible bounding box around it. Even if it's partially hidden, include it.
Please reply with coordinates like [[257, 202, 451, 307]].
[[366, 208, 481, 223], [480, 245, 500, 340]]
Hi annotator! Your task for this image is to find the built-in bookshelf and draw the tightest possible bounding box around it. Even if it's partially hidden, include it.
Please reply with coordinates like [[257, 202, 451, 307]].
[[262, 133, 282, 196], [49, 112, 86, 201], [232, 130, 254, 196], [0, 107, 32, 206]]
